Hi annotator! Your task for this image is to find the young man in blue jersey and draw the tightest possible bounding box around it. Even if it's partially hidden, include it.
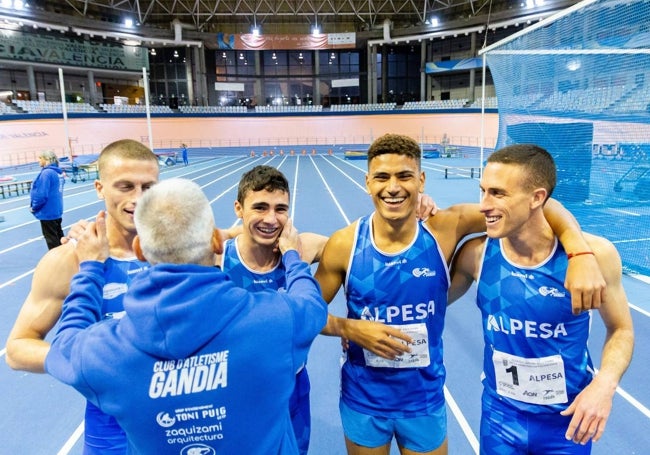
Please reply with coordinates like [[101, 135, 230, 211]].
[[45, 178, 328, 454], [314, 134, 607, 455], [448, 144, 634, 454], [7, 140, 240, 454], [217, 164, 439, 454], [217, 165, 327, 455], [7, 139, 161, 454]]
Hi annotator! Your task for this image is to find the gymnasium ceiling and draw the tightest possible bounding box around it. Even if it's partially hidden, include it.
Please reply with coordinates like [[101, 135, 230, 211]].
[[4, 0, 581, 40]]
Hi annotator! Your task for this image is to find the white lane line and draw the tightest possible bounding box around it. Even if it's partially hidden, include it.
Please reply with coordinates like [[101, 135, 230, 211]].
[[444, 386, 479, 454], [629, 302, 650, 318], [291, 155, 300, 222], [319, 156, 367, 192], [616, 385, 650, 419], [57, 421, 84, 455], [309, 156, 351, 226]]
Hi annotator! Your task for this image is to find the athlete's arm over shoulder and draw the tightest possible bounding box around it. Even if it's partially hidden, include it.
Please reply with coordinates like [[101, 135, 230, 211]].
[[5, 244, 80, 373], [298, 232, 329, 264], [543, 198, 607, 314], [561, 234, 634, 445], [314, 224, 355, 304], [426, 203, 484, 261], [313, 226, 351, 339], [449, 235, 486, 305]]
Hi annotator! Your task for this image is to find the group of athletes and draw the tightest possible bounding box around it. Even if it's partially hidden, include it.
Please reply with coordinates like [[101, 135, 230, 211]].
[[6, 134, 634, 455]]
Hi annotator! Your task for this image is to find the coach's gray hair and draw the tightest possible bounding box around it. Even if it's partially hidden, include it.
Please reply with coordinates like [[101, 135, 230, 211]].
[[39, 150, 59, 166], [134, 178, 215, 265]]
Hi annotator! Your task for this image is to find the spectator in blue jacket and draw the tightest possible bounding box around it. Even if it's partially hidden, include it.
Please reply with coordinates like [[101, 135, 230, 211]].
[[45, 178, 328, 455], [181, 143, 189, 166], [30, 150, 65, 249]]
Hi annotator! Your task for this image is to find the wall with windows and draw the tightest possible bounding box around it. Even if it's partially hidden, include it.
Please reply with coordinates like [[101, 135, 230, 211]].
[[207, 49, 363, 108], [0, 26, 527, 108], [148, 47, 192, 106], [0, 68, 141, 105]]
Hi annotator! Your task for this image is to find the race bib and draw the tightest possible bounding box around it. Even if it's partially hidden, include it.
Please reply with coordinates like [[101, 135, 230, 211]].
[[492, 349, 568, 405], [364, 323, 430, 368]]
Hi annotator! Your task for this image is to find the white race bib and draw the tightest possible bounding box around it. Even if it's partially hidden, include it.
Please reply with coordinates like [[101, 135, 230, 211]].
[[364, 323, 430, 369], [492, 349, 568, 405]]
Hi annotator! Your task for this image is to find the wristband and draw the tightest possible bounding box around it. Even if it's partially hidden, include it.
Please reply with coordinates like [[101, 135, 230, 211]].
[[567, 251, 594, 259]]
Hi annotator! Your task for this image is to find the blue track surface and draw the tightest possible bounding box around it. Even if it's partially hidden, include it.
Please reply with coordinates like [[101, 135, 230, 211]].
[[1, 149, 648, 454]]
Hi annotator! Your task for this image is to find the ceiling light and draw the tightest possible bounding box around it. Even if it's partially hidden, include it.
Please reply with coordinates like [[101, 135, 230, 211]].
[[566, 59, 581, 71]]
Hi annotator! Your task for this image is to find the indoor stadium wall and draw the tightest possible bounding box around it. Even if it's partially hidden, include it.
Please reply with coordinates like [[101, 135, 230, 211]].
[[0, 112, 500, 165]]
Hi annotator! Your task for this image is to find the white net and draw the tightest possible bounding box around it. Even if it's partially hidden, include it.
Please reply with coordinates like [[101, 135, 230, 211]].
[[482, 0, 650, 275]]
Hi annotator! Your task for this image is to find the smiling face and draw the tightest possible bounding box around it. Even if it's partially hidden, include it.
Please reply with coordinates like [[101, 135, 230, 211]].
[[95, 156, 160, 236], [235, 188, 290, 248], [366, 152, 425, 224], [479, 161, 546, 239]]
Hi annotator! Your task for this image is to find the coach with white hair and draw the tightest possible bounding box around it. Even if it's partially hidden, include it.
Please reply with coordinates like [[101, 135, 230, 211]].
[[45, 178, 328, 455], [30, 150, 65, 249]]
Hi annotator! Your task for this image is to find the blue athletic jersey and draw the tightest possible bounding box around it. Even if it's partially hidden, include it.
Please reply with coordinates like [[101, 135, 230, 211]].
[[477, 237, 594, 414], [342, 215, 449, 417], [221, 237, 287, 291], [221, 237, 310, 455], [84, 256, 148, 454]]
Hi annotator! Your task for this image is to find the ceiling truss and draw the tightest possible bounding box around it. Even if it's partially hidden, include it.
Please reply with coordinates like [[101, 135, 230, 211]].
[[54, 0, 488, 31]]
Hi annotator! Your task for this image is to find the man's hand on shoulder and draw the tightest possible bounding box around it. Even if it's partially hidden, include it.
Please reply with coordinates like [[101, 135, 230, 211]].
[[75, 210, 109, 264], [60, 218, 90, 245], [416, 193, 439, 221]]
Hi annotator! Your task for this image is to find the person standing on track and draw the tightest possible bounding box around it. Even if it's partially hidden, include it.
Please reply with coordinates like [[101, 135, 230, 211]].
[[45, 178, 328, 454], [218, 164, 440, 454], [30, 150, 65, 250], [218, 165, 326, 454], [7, 139, 160, 454], [314, 133, 607, 455], [448, 144, 634, 454], [181, 143, 189, 166], [8, 139, 243, 454]]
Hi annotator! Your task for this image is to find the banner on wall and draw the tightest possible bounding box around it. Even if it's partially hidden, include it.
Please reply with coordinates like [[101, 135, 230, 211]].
[[0, 30, 148, 71], [425, 58, 482, 74], [210, 32, 356, 50]]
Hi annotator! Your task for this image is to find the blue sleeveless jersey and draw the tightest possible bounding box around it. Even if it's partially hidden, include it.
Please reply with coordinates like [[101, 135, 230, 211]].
[[84, 256, 148, 454], [221, 238, 287, 291], [342, 215, 449, 417], [477, 238, 594, 414]]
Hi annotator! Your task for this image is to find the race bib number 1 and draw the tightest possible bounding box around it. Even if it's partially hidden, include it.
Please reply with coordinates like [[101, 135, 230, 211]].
[[492, 349, 568, 405], [364, 323, 430, 369]]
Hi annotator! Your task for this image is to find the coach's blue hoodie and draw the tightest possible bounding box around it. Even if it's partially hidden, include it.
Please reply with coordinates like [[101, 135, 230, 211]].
[[30, 164, 64, 220], [46, 250, 327, 455]]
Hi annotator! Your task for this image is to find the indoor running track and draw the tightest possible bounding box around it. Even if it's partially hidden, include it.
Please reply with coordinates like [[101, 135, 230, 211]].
[[1, 152, 648, 454]]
